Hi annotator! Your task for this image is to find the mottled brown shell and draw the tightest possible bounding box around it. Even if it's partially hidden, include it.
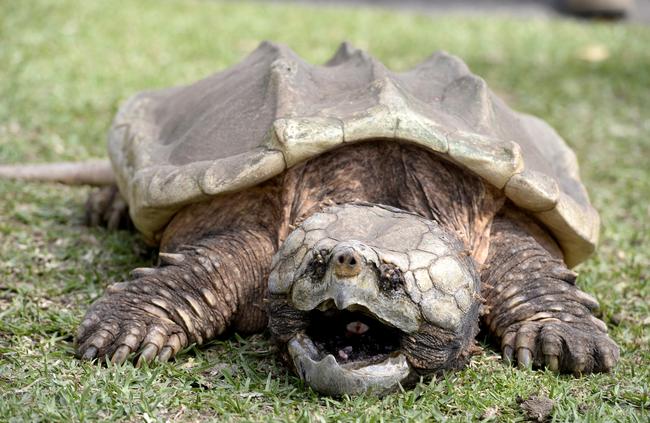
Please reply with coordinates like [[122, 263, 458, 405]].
[[109, 41, 598, 267]]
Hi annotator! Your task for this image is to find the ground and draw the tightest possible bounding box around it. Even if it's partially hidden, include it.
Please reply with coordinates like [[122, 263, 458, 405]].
[[0, 0, 648, 421]]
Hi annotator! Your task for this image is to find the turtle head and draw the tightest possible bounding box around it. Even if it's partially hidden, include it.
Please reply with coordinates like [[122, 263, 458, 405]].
[[267, 203, 481, 396]]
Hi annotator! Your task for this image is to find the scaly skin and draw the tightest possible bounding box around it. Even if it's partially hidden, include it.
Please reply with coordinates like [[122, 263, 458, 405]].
[[75, 230, 274, 365], [481, 214, 619, 374]]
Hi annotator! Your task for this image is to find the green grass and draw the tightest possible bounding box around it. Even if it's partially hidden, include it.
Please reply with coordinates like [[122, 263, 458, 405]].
[[0, 0, 648, 421]]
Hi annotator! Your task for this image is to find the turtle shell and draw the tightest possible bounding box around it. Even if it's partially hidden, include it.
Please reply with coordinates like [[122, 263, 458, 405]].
[[109, 41, 598, 267]]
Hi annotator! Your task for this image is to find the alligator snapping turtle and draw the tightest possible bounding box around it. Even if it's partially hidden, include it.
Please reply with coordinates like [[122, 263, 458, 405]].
[[7, 42, 619, 396]]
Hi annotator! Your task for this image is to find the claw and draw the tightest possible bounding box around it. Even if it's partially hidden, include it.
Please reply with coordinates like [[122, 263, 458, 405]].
[[545, 354, 559, 372], [517, 348, 532, 369], [136, 343, 159, 368], [159, 252, 185, 266], [158, 346, 173, 363], [81, 346, 98, 361], [503, 345, 514, 363], [601, 350, 617, 372], [572, 357, 588, 376], [501, 331, 515, 362], [166, 333, 183, 354], [111, 345, 131, 365]]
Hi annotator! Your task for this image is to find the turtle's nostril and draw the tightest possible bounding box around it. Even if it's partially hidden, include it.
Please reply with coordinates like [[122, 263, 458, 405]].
[[333, 249, 362, 277]]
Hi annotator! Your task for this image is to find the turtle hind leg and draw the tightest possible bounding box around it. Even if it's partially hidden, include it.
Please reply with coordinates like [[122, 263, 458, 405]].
[[85, 185, 132, 230], [480, 212, 619, 374], [75, 229, 275, 366]]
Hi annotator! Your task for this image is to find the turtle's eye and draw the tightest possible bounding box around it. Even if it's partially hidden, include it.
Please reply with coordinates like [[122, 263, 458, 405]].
[[379, 263, 404, 291], [307, 248, 329, 280]]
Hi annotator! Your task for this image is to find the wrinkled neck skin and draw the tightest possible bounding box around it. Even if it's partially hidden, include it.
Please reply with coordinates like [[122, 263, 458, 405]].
[[268, 141, 503, 396], [280, 141, 502, 263]]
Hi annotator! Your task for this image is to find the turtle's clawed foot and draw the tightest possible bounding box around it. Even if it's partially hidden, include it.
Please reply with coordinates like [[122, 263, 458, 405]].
[[85, 185, 131, 230], [76, 246, 239, 366], [75, 285, 189, 366], [501, 319, 619, 375]]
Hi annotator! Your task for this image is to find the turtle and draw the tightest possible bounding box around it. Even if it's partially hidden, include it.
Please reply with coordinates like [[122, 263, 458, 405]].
[[1, 41, 619, 396]]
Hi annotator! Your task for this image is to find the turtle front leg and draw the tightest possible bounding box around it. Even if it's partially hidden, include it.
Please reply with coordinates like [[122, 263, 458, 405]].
[[480, 214, 619, 374], [75, 230, 274, 366]]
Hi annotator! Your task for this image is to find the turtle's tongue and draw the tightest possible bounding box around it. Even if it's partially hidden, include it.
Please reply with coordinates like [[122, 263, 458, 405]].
[[338, 320, 370, 361], [346, 320, 369, 335]]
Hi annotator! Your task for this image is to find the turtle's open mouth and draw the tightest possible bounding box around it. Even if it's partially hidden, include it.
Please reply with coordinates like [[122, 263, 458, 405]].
[[286, 300, 412, 396], [306, 303, 402, 366]]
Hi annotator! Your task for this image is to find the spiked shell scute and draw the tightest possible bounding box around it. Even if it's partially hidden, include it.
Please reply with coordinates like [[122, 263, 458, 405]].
[[109, 41, 598, 267]]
